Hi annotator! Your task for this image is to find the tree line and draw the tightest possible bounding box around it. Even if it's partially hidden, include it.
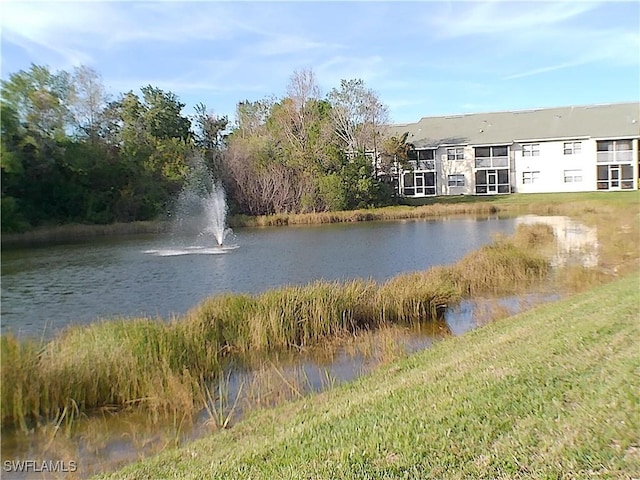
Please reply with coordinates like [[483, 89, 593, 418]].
[[1, 64, 411, 233]]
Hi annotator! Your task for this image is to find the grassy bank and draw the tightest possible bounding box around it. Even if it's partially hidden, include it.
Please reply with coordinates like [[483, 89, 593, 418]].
[[97, 271, 640, 479], [0, 220, 170, 247], [1, 229, 549, 431], [3, 191, 637, 246], [228, 191, 639, 228]]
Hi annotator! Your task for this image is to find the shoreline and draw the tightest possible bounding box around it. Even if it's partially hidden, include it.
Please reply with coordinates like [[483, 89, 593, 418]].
[[2, 191, 637, 247]]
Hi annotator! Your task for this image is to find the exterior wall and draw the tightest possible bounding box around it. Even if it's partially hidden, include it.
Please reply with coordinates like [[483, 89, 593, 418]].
[[513, 139, 596, 193], [436, 146, 474, 196]]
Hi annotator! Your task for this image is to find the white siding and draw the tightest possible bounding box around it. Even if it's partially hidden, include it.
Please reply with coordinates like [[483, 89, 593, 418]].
[[513, 139, 595, 193]]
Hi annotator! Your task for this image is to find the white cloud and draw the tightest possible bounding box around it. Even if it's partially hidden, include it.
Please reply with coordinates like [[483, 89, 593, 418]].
[[503, 60, 584, 80], [1, 1, 123, 66], [502, 27, 640, 80], [425, 1, 639, 82], [429, 1, 600, 38]]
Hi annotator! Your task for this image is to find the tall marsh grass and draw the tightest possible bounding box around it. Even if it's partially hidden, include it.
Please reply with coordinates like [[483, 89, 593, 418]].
[[0, 225, 556, 432]]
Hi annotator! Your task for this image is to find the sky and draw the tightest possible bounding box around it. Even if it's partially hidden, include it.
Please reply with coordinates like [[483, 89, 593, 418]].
[[1, 0, 639, 125]]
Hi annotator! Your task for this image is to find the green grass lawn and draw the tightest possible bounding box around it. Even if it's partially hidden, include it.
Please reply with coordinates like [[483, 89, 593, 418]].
[[97, 271, 640, 480], [401, 190, 640, 207]]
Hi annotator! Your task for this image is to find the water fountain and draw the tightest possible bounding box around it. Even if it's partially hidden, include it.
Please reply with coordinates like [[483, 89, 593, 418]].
[[202, 181, 229, 247], [145, 158, 237, 256]]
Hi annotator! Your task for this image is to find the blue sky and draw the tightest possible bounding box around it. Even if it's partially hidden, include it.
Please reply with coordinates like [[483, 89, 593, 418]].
[[1, 1, 638, 124]]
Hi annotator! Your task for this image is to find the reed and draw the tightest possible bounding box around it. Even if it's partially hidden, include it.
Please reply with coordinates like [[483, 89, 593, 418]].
[[1, 221, 170, 247], [227, 191, 638, 229], [2, 318, 205, 430], [0, 222, 586, 431], [228, 203, 503, 228], [449, 240, 550, 296], [376, 267, 460, 324], [511, 222, 555, 249]]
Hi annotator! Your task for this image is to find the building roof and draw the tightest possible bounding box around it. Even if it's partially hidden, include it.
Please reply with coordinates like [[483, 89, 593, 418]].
[[390, 102, 640, 149]]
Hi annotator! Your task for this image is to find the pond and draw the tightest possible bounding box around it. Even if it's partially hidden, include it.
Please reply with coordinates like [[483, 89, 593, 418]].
[[1, 216, 519, 338], [0, 214, 598, 479]]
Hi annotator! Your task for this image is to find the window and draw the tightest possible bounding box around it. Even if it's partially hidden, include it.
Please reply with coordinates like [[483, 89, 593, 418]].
[[522, 171, 540, 184], [522, 144, 540, 156], [475, 146, 491, 158], [564, 169, 583, 183], [563, 142, 582, 155], [597, 139, 633, 163], [597, 164, 634, 190], [475, 168, 510, 194], [407, 149, 436, 169], [403, 171, 436, 196], [493, 146, 508, 157], [597, 141, 612, 152], [615, 140, 632, 151], [447, 147, 464, 161], [447, 174, 465, 187], [403, 172, 415, 195], [417, 150, 435, 160], [416, 149, 435, 170], [474, 145, 509, 168]]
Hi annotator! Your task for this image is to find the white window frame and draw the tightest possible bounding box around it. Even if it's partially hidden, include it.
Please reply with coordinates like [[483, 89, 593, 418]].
[[522, 144, 540, 157], [446, 147, 464, 161], [563, 169, 583, 183], [447, 174, 465, 187], [522, 171, 540, 184], [563, 141, 582, 155], [597, 139, 633, 163], [474, 145, 509, 168]]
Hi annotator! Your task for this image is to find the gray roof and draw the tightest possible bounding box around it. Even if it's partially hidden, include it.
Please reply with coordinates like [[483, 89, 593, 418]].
[[390, 102, 640, 149]]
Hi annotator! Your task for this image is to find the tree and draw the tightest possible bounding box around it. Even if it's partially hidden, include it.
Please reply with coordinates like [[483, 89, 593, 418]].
[[1, 102, 28, 231], [1, 63, 73, 139], [235, 99, 273, 139], [69, 65, 111, 141], [192, 103, 228, 178], [1, 65, 74, 225], [380, 131, 412, 177], [327, 78, 388, 156], [99, 87, 194, 221], [140, 85, 191, 140], [223, 72, 394, 214]]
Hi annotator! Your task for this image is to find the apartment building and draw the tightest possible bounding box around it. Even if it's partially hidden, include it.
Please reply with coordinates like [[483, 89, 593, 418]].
[[390, 102, 639, 197]]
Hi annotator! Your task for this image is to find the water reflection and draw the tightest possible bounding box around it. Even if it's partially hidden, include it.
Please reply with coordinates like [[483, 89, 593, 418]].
[[445, 293, 561, 336], [516, 215, 598, 268]]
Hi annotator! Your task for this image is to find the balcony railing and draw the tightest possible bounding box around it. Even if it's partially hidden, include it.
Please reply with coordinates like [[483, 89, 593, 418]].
[[597, 151, 633, 163], [409, 160, 436, 170], [475, 156, 508, 168]]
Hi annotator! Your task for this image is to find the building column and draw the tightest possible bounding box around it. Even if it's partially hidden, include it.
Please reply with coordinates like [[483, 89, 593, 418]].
[[634, 138, 639, 190]]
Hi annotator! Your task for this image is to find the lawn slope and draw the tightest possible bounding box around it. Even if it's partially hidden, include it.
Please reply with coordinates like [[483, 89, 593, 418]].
[[98, 271, 640, 479]]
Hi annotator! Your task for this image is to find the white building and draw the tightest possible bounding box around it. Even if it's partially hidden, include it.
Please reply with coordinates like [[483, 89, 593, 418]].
[[390, 102, 639, 197]]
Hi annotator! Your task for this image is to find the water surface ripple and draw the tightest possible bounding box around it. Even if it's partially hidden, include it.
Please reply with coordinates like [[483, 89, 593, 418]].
[[1, 217, 517, 337]]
